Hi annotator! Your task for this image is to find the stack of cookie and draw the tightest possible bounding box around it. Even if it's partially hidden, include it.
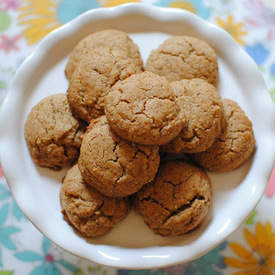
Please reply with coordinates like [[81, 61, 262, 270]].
[[24, 30, 255, 238]]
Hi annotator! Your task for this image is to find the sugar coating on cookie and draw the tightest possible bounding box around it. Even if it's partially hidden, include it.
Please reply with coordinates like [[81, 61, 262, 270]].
[[24, 94, 83, 170], [134, 161, 212, 236], [67, 46, 143, 123], [78, 116, 160, 197], [193, 99, 255, 172], [60, 165, 130, 237], [65, 29, 142, 80], [104, 71, 184, 145], [146, 36, 218, 86], [162, 79, 224, 154]]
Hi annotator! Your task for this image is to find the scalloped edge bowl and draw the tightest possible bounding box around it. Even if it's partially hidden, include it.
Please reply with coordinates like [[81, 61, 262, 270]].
[[0, 3, 275, 269]]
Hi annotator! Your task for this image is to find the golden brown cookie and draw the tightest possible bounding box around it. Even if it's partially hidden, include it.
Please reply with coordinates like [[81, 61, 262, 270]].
[[134, 161, 212, 236], [67, 46, 143, 123], [60, 165, 130, 237], [65, 29, 142, 80], [24, 94, 83, 170], [146, 36, 218, 86], [78, 116, 160, 197], [162, 79, 224, 154], [104, 71, 184, 145], [193, 99, 255, 172]]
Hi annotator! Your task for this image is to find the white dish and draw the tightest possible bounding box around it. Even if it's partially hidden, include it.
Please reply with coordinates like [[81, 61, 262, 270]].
[[0, 3, 275, 269]]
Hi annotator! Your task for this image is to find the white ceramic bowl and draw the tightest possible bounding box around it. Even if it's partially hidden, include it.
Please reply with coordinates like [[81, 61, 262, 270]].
[[0, 3, 275, 270]]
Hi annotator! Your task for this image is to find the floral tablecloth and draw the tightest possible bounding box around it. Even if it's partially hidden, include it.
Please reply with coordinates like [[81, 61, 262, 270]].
[[0, 0, 275, 274]]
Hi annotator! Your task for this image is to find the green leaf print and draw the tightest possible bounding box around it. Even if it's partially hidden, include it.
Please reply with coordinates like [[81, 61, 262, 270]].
[[246, 209, 257, 225], [0, 271, 14, 275], [269, 87, 275, 102]]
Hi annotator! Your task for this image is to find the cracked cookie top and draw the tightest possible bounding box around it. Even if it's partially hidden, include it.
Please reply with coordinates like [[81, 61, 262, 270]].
[[104, 71, 185, 145], [146, 36, 218, 86], [60, 165, 130, 237], [162, 79, 224, 154], [67, 45, 143, 123], [193, 99, 255, 172], [24, 94, 83, 170], [65, 29, 142, 80], [134, 160, 212, 236], [78, 116, 160, 197]]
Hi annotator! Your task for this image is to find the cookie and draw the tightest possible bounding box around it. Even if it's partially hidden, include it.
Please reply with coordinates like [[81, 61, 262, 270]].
[[65, 29, 142, 80], [104, 71, 184, 145], [162, 79, 224, 154], [60, 165, 130, 237], [134, 161, 212, 236], [146, 36, 218, 86], [24, 94, 83, 170], [67, 46, 142, 123], [78, 116, 160, 197], [193, 99, 255, 172]]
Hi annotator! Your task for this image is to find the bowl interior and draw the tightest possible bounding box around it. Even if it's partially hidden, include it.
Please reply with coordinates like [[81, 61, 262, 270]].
[[1, 6, 274, 269]]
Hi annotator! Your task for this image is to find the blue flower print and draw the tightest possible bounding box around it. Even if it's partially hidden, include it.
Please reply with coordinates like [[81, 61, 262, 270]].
[[270, 63, 275, 77], [155, 0, 211, 19], [245, 43, 270, 65], [117, 243, 227, 275], [15, 237, 78, 275], [0, 182, 25, 221], [0, 203, 20, 267], [57, 0, 100, 24], [184, 242, 227, 275]]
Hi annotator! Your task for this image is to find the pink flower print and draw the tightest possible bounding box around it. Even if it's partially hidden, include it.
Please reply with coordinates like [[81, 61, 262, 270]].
[[0, 34, 20, 53], [1, 0, 20, 11], [266, 167, 275, 197], [243, 0, 275, 41], [45, 253, 54, 262]]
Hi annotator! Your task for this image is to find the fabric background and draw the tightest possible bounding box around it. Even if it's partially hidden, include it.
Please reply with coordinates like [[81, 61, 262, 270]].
[[0, 0, 275, 274]]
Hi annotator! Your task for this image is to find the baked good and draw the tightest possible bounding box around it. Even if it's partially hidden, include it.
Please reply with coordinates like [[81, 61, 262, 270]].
[[146, 35, 218, 86], [78, 116, 160, 197], [162, 79, 224, 153], [193, 99, 255, 172], [24, 94, 83, 170], [65, 29, 142, 80], [134, 161, 212, 236], [60, 165, 130, 237], [67, 46, 142, 123], [104, 71, 184, 145]]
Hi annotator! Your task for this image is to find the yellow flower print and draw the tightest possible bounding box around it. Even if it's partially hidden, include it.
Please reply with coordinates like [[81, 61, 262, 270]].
[[18, 0, 61, 45], [103, 0, 140, 8], [216, 15, 247, 45], [169, 1, 196, 14], [225, 221, 275, 275]]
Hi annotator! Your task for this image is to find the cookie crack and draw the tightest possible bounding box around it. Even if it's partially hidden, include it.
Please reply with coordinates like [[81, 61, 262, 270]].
[[162, 180, 180, 187], [185, 39, 213, 63], [162, 195, 205, 225], [160, 50, 186, 61], [211, 130, 252, 158], [112, 141, 119, 153], [162, 172, 194, 187], [113, 161, 126, 194], [135, 99, 176, 133], [140, 197, 170, 212], [111, 141, 129, 195], [135, 147, 152, 158]]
